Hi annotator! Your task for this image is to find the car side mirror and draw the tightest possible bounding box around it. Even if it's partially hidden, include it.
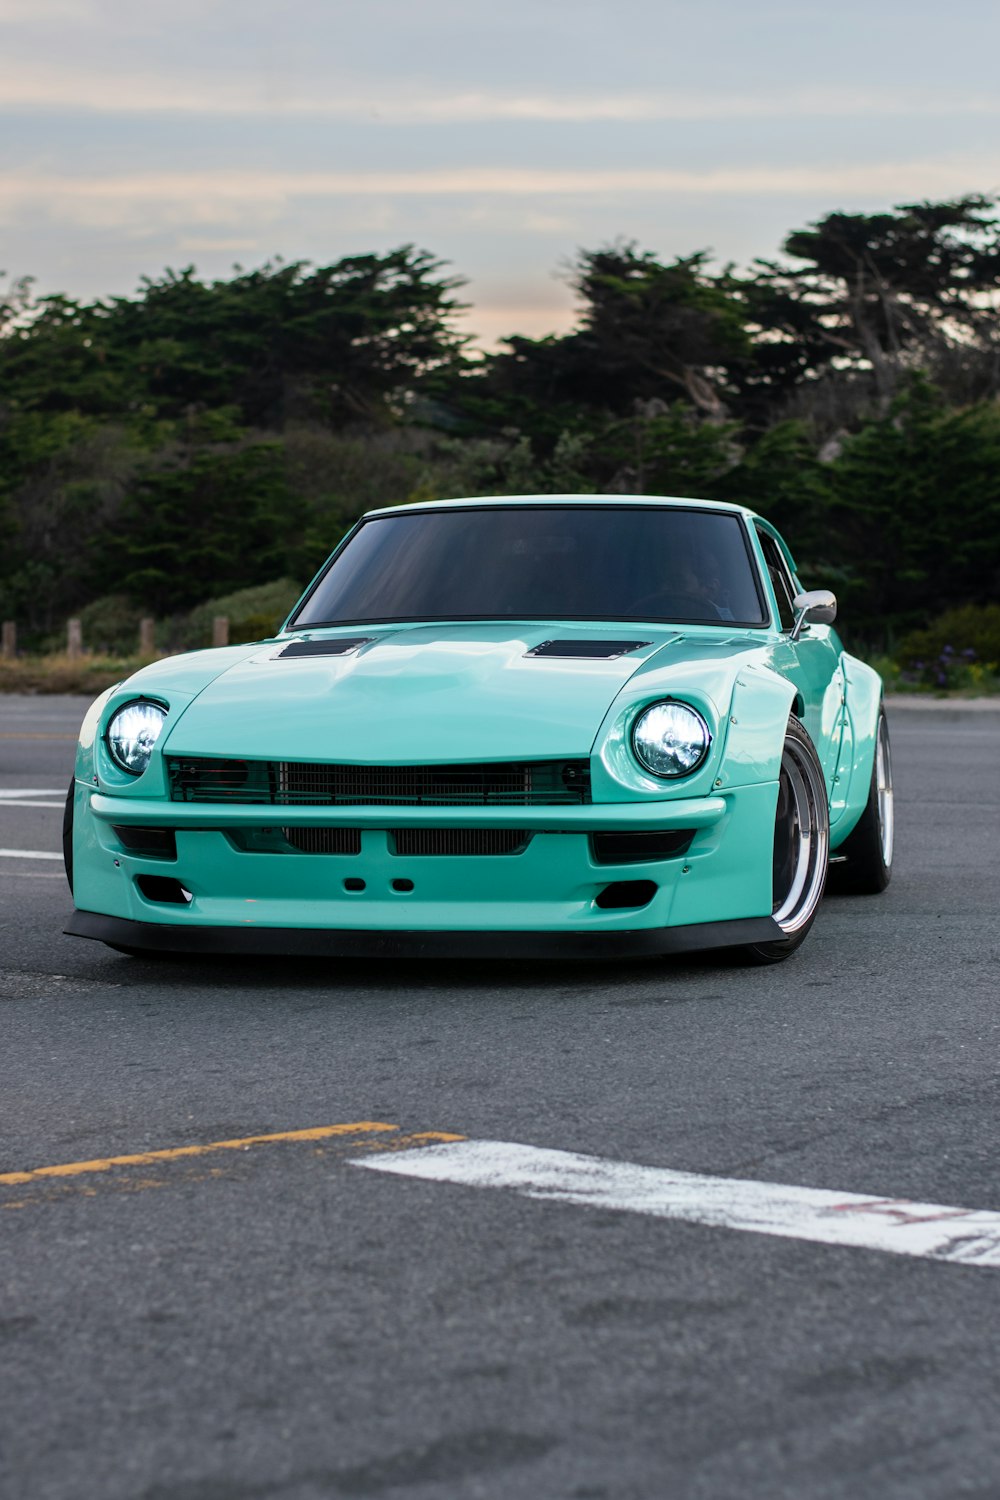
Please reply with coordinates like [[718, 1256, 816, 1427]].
[[790, 589, 837, 641]]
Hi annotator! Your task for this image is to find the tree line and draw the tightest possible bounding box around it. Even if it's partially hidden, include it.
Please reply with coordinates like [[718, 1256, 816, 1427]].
[[2, 197, 999, 651]]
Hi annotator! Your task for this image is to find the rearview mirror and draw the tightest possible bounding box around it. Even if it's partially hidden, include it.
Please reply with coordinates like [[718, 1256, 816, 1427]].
[[790, 589, 837, 641]]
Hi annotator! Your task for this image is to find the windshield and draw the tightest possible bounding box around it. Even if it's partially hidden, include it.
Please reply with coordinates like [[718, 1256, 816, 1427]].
[[292, 505, 768, 628]]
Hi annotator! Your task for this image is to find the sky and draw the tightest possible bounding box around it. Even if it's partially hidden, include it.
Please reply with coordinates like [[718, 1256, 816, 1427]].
[[2, 0, 1000, 347]]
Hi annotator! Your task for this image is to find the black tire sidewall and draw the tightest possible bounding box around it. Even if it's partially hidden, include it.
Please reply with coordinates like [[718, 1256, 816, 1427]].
[[741, 715, 829, 963], [829, 707, 891, 895], [62, 779, 75, 895]]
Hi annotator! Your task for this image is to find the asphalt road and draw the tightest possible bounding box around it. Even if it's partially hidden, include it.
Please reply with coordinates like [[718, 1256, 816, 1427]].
[[1, 694, 999, 1500]]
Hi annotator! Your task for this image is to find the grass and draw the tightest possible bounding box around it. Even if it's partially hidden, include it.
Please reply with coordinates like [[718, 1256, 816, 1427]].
[[0, 651, 158, 695]]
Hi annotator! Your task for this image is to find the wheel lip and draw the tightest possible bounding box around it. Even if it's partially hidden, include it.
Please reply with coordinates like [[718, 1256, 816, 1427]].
[[772, 733, 829, 936], [876, 713, 894, 869]]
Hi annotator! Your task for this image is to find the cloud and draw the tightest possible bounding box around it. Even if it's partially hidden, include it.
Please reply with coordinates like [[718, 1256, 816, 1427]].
[[177, 236, 260, 252], [2, 160, 998, 228], [3, 67, 1000, 123]]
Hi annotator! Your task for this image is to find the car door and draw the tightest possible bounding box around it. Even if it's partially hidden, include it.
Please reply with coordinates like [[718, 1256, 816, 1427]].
[[754, 521, 846, 794]]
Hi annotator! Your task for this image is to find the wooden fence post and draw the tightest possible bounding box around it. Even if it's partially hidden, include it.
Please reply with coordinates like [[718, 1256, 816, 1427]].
[[139, 617, 156, 656], [212, 615, 230, 647], [1, 621, 15, 659], [67, 618, 83, 658]]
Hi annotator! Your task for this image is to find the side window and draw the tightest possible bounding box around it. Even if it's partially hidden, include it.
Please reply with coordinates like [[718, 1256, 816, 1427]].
[[755, 528, 798, 632]]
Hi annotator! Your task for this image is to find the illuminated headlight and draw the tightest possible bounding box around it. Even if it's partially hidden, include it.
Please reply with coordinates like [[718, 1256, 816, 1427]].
[[631, 701, 711, 779], [106, 701, 167, 776]]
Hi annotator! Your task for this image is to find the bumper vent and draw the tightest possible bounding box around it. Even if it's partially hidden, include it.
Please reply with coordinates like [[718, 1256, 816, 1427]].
[[112, 825, 177, 859], [595, 880, 657, 910], [391, 828, 531, 857], [167, 757, 591, 807], [591, 829, 695, 864]]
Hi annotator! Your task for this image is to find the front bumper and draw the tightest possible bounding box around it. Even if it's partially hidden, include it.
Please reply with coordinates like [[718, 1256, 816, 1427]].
[[67, 780, 780, 949]]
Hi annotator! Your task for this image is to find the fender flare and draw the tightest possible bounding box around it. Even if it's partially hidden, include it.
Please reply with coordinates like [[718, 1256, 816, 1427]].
[[830, 653, 883, 846], [717, 665, 798, 788]]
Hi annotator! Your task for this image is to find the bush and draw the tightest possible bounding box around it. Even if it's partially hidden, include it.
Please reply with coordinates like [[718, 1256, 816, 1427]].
[[75, 593, 143, 655], [181, 578, 304, 649], [894, 604, 1000, 691]]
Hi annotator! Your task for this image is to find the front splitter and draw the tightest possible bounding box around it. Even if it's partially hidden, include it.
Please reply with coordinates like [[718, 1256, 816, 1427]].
[[64, 909, 782, 959]]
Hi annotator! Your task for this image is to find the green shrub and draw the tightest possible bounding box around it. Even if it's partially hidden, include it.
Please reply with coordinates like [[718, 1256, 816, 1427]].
[[75, 593, 143, 655], [181, 578, 304, 649], [894, 604, 1000, 690], [863, 655, 906, 694]]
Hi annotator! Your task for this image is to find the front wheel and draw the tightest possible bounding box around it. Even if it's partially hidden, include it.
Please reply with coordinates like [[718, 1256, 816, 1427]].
[[740, 716, 830, 964]]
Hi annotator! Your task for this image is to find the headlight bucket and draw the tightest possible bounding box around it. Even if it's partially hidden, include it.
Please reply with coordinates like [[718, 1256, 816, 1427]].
[[631, 701, 712, 779], [106, 700, 168, 776]]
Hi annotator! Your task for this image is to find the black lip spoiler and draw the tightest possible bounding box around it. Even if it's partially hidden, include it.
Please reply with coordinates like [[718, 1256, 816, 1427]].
[[64, 910, 782, 960]]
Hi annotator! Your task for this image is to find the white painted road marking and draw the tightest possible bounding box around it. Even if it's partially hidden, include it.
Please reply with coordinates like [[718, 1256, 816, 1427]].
[[0, 801, 64, 808], [353, 1139, 1000, 1270], [0, 849, 62, 861], [0, 789, 64, 799]]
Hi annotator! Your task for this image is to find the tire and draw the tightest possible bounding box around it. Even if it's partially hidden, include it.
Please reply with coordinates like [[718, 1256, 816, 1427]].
[[739, 716, 830, 964], [62, 779, 74, 896], [829, 708, 893, 895]]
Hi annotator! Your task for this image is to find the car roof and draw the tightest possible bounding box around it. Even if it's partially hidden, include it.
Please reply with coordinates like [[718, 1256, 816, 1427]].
[[363, 493, 762, 523]]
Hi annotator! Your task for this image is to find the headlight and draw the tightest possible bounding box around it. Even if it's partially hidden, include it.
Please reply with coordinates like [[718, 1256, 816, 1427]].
[[631, 701, 711, 779], [106, 700, 167, 775]]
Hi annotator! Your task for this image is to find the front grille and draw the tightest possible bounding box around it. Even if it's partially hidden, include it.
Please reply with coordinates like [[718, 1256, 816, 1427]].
[[391, 828, 531, 857], [167, 757, 591, 806], [284, 827, 362, 855], [225, 826, 361, 855]]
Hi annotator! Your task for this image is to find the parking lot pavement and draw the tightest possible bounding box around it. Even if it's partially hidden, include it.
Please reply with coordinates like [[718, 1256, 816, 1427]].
[[1, 696, 1000, 1500]]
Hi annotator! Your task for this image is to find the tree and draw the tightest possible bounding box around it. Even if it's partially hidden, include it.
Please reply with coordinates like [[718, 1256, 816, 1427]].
[[743, 197, 1000, 413], [0, 249, 469, 627], [96, 442, 309, 613], [454, 246, 751, 446], [0, 248, 468, 428], [822, 378, 1000, 633]]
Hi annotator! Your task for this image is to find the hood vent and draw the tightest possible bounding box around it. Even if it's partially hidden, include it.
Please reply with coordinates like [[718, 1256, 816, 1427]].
[[526, 638, 652, 660], [274, 637, 372, 659]]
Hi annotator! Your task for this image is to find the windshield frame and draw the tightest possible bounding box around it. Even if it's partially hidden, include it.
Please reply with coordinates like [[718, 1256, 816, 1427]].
[[287, 502, 773, 632]]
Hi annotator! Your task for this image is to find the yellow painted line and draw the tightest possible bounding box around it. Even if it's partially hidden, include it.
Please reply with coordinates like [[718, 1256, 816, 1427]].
[[1, 1130, 467, 1212], [0, 1120, 442, 1188]]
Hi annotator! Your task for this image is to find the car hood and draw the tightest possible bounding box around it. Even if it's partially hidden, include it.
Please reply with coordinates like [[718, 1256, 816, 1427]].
[[161, 623, 694, 762]]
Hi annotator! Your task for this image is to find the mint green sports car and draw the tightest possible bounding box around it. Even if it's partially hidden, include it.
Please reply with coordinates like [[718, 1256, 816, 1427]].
[[64, 496, 893, 964]]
